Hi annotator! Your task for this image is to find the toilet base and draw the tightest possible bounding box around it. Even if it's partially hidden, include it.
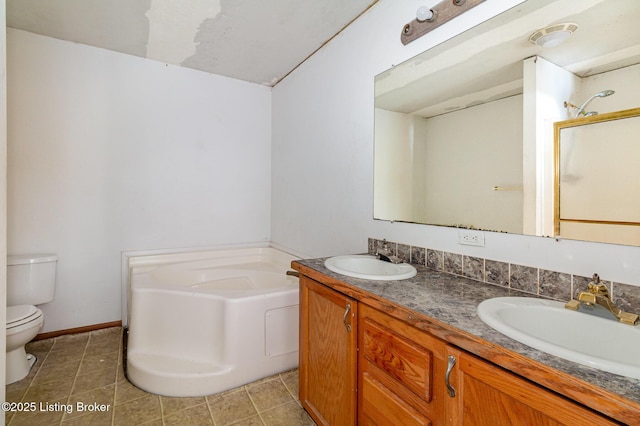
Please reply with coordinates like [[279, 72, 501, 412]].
[[6, 346, 37, 385]]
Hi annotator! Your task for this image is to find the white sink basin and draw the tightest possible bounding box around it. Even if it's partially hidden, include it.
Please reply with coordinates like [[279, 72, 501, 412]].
[[477, 297, 640, 379], [324, 255, 417, 281]]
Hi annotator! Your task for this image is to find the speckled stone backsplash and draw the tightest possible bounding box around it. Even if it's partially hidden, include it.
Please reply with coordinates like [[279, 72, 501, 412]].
[[368, 238, 640, 313]]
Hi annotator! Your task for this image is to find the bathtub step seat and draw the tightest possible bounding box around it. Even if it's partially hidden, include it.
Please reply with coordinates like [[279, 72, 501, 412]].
[[127, 351, 233, 397]]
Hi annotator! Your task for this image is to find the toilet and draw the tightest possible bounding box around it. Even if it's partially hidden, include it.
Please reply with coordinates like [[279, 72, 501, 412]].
[[6, 254, 57, 385]]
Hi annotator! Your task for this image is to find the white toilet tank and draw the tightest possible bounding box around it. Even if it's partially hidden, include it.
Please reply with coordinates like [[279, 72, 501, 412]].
[[7, 254, 58, 306]]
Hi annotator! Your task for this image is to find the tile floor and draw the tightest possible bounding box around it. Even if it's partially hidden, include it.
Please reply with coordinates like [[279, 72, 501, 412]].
[[5, 327, 316, 425]]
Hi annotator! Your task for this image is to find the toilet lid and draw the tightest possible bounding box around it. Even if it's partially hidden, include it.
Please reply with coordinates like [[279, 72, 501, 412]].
[[7, 305, 42, 328]]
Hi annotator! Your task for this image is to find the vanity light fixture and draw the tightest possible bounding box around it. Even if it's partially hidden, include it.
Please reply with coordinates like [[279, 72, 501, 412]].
[[401, 0, 486, 45], [529, 23, 578, 48]]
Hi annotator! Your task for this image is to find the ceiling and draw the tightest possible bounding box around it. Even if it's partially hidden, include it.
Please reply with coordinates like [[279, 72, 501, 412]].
[[6, 0, 378, 87]]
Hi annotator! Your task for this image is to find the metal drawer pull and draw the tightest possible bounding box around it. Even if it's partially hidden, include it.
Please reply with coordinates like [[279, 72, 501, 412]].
[[286, 270, 299, 277], [343, 303, 352, 332], [445, 355, 457, 397]]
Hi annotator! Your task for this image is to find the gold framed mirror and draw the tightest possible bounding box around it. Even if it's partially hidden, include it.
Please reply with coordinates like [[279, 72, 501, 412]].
[[554, 107, 640, 245]]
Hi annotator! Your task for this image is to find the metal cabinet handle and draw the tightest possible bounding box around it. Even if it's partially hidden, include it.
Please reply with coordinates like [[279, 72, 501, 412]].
[[285, 270, 299, 277], [343, 303, 352, 332], [445, 355, 457, 397]]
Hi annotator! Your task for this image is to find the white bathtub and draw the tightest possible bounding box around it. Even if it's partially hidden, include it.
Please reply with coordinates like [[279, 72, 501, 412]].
[[126, 247, 300, 397]]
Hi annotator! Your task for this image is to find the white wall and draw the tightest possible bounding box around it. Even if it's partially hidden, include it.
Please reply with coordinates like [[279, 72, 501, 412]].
[[522, 56, 579, 237], [420, 96, 523, 232], [375, 96, 523, 233], [272, 0, 525, 257], [577, 64, 640, 114], [373, 108, 413, 221], [271, 0, 640, 286], [7, 29, 272, 332]]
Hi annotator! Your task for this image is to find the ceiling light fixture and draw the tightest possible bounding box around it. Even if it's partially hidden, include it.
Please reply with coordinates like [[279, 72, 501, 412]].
[[529, 23, 578, 48]]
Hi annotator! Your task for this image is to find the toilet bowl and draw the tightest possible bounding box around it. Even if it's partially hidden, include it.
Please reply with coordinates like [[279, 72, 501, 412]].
[[6, 254, 57, 385], [6, 305, 44, 384]]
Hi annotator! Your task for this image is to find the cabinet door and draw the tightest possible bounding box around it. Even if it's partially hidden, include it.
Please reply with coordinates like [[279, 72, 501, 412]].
[[444, 346, 618, 426], [358, 304, 446, 425], [299, 275, 357, 426]]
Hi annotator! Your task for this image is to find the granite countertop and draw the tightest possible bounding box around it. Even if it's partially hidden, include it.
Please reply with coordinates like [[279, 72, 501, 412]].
[[293, 257, 640, 423]]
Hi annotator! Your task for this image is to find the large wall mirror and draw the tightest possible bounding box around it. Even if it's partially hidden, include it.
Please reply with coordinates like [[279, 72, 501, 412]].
[[374, 0, 640, 245]]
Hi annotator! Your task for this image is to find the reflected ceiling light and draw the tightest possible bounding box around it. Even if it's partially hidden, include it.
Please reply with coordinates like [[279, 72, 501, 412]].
[[529, 23, 578, 48]]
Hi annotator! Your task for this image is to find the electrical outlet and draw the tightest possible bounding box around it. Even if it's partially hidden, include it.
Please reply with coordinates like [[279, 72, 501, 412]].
[[458, 229, 485, 247]]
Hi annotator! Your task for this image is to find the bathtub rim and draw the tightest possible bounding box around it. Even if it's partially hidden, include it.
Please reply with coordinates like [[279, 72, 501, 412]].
[[121, 242, 307, 327]]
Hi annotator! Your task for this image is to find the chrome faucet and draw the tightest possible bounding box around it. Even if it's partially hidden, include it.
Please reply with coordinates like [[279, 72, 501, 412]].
[[375, 240, 402, 264], [565, 274, 639, 326]]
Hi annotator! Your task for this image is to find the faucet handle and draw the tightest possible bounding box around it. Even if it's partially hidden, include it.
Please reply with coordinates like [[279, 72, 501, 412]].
[[586, 273, 609, 297], [587, 282, 609, 296]]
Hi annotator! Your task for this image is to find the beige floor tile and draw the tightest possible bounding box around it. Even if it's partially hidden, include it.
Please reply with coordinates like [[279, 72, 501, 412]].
[[26, 338, 55, 354], [42, 347, 85, 365], [65, 384, 115, 421], [78, 351, 119, 375], [160, 395, 207, 416], [85, 330, 121, 356], [246, 378, 295, 412], [60, 409, 113, 426], [229, 415, 266, 425], [280, 370, 299, 400], [131, 419, 163, 426], [163, 403, 214, 426], [50, 336, 89, 357], [114, 376, 149, 405], [113, 393, 162, 425], [53, 333, 90, 345], [5, 383, 29, 404], [23, 376, 75, 403], [72, 364, 117, 395], [9, 410, 65, 426], [31, 359, 81, 385], [24, 341, 53, 368], [8, 397, 68, 426], [6, 328, 313, 426], [116, 363, 127, 383], [209, 388, 258, 425], [89, 327, 122, 340], [83, 342, 119, 358], [260, 401, 316, 426]]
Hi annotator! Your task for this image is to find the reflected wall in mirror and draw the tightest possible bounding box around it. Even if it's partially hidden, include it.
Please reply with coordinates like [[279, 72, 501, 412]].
[[554, 107, 640, 246], [374, 0, 640, 245]]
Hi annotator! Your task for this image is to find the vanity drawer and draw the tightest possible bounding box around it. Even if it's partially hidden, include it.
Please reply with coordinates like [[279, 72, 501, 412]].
[[360, 372, 432, 426], [358, 304, 447, 423], [362, 317, 433, 402]]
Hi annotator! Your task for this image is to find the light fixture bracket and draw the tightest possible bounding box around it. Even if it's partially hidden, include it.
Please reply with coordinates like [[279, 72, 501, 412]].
[[401, 0, 486, 45]]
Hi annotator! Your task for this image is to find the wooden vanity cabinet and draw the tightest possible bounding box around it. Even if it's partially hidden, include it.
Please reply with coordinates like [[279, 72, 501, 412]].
[[358, 305, 618, 426], [299, 275, 358, 426], [444, 346, 618, 425], [297, 271, 623, 425]]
